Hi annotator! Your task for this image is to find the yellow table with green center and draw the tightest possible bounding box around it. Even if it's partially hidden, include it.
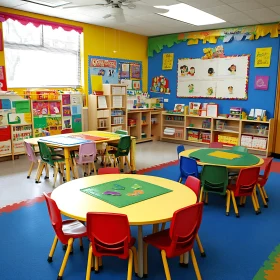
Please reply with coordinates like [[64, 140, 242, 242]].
[[51, 174, 197, 278], [180, 148, 264, 169]]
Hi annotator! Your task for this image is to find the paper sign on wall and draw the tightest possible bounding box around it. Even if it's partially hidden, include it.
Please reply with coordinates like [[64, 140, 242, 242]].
[[162, 53, 174, 70], [255, 47, 272, 67]]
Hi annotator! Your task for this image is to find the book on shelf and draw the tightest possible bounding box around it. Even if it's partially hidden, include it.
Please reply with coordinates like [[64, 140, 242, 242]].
[[97, 96, 107, 109]]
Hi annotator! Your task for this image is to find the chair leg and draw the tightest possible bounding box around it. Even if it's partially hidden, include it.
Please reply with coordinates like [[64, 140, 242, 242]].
[[87, 163, 91, 176], [161, 222, 166, 231], [27, 162, 34, 178], [251, 194, 260, 215], [230, 191, 239, 218], [47, 235, 58, 262], [73, 159, 79, 179], [57, 238, 73, 280], [86, 244, 93, 280], [262, 187, 269, 201], [94, 253, 99, 273], [131, 246, 138, 276], [53, 162, 59, 188], [196, 234, 206, 257], [253, 187, 260, 210], [79, 238, 84, 251], [35, 161, 44, 183], [92, 162, 97, 175], [161, 250, 171, 280], [125, 156, 131, 170], [127, 249, 133, 280], [44, 164, 49, 179], [190, 249, 202, 280], [226, 190, 231, 216], [68, 158, 75, 179], [257, 185, 268, 208], [143, 242, 148, 277], [239, 196, 244, 206], [199, 187, 204, 202], [120, 156, 124, 172], [205, 192, 209, 205], [152, 224, 159, 233]]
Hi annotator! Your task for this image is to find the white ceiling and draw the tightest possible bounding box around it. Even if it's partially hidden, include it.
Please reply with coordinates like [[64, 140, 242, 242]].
[[0, 0, 280, 36]]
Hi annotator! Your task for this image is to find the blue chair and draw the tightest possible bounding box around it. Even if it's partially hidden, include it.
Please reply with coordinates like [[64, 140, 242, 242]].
[[178, 156, 199, 183], [177, 145, 185, 159]]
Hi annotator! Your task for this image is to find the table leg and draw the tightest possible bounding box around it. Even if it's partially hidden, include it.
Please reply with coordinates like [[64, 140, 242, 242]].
[[138, 225, 144, 278], [64, 147, 71, 182], [130, 138, 136, 174]]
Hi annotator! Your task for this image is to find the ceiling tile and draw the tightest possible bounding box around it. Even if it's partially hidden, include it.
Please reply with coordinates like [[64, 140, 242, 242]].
[[220, 0, 250, 3], [272, 6, 280, 15], [228, 1, 265, 11], [219, 11, 251, 21], [227, 18, 259, 25], [177, 0, 225, 9], [255, 0, 280, 7], [203, 4, 239, 15], [243, 8, 280, 22], [0, 0, 24, 7], [140, 0, 178, 6], [136, 14, 189, 27]]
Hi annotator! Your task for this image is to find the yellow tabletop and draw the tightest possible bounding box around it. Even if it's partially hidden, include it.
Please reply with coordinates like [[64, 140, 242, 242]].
[[180, 148, 264, 169], [51, 174, 197, 225]]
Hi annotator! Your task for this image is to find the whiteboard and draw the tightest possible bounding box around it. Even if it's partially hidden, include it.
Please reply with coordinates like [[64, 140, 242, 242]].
[[177, 55, 250, 100]]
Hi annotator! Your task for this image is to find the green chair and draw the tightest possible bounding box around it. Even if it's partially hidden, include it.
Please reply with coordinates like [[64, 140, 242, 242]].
[[37, 141, 67, 187], [110, 130, 128, 147], [108, 135, 131, 172], [200, 165, 230, 215], [230, 146, 248, 153]]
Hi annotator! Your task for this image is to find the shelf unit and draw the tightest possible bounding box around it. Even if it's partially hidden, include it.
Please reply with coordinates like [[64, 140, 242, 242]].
[[88, 84, 127, 133], [160, 111, 274, 156]]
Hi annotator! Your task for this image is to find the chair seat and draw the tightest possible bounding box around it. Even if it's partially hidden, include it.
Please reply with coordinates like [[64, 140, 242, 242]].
[[144, 229, 172, 250], [227, 184, 253, 197], [62, 220, 87, 237]]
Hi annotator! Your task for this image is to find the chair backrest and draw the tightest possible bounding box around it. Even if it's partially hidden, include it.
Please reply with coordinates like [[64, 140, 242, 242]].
[[177, 145, 185, 159], [201, 165, 228, 195], [209, 142, 223, 148], [61, 128, 73, 134], [261, 157, 273, 185], [86, 212, 132, 259], [179, 156, 199, 181], [234, 167, 260, 196], [43, 193, 67, 244], [98, 167, 120, 175], [24, 142, 37, 163], [115, 135, 131, 157], [38, 141, 54, 166], [185, 176, 200, 201], [167, 202, 204, 258], [115, 130, 128, 136], [231, 146, 248, 153], [77, 142, 97, 164]]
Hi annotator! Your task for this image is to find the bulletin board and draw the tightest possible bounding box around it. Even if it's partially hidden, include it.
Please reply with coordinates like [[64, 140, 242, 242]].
[[88, 55, 143, 95], [177, 55, 250, 100]]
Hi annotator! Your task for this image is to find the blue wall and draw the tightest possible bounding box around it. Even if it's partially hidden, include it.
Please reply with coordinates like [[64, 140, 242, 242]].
[[148, 35, 280, 118]]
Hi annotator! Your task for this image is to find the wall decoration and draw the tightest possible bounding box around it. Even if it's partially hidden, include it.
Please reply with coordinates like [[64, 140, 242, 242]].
[[132, 80, 140, 90], [174, 104, 184, 113], [202, 45, 225, 60], [255, 75, 269, 90], [120, 79, 132, 89], [177, 55, 250, 100], [162, 53, 174, 70], [130, 63, 141, 79], [119, 63, 130, 79], [255, 47, 272, 67], [63, 106, 71, 117], [0, 66, 7, 91], [62, 94, 70, 105], [150, 75, 170, 94]]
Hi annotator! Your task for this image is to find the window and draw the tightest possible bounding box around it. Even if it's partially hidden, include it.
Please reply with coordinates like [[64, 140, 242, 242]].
[[3, 19, 81, 88]]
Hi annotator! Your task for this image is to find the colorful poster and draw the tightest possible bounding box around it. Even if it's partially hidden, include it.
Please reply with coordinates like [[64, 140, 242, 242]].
[[119, 63, 130, 79], [130, 63, 141, 79], [255, 47, 272, 67], [150, 75, 170, 94], [121, 79, 132, 89], [255, 76, 269, 90], [49, 101, 61, 115], [63, 106, 71, 116], [162, 53, 174, 70], [62, 94, 70, 105], [0, 99, 11, 109], [72, 114, 82, 132], [132, 81, 140, 90], [14, 100, 30, 114], [34, 116, 47, 128], [32, 101, 48, 116], [71, 105, 82, 115]]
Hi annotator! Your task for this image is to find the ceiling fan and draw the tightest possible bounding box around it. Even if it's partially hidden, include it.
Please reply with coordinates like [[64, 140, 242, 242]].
[[62, 0, 169, 23]]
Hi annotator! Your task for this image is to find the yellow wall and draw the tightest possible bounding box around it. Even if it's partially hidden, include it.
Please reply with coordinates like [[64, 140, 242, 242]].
[[0, 7, 148, 94]]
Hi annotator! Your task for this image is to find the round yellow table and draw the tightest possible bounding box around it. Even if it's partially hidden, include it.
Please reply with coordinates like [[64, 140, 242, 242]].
[[180, 148, 264, 170], [51, 174, 196, 278]]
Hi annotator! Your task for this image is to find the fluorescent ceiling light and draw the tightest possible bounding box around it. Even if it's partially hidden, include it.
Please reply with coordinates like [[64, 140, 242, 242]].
[[21, 0, 71, 8], [155, 3, 225, 26]]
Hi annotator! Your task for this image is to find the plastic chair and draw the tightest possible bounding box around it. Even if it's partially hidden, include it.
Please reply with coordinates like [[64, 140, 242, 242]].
[[108, 135, 131, 172], [209, 142, 223, 148], [86, 212, 138, 279], [98, 167, 120, 175], [61, 128, 73, 134], [177, 145, 185, 159], [43, 193, 87, 280], [257, 157, 273, 207], [178, 156, 199, 183], [143, 203, 204, 280], [24, 141, 49, 180], [199, 165, 229, 209], [73, 142, 97, 177], [37, 141, 66, 187], [227, 167, 261, 217], [230, 146, 248, 153]]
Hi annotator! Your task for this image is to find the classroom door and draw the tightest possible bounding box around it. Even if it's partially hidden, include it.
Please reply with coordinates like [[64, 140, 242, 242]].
[[273, 63, 280, 155]]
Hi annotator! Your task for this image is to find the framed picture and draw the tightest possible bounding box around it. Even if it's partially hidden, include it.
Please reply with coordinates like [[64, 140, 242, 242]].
[[206, 104, 218, 117]]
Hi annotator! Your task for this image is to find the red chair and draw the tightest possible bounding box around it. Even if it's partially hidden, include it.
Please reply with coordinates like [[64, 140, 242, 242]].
[[257, 157, 272, 207], [143, 203, 204, 280], [43, 193, 87, 280], [98, 167, 120, 175], [209, 142, 223, 148], [61, 128, 73, 134], [86, 212, 138, 280], [227, 167, 261, 217]]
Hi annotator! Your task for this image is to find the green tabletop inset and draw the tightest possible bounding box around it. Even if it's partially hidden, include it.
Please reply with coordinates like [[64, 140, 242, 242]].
[[189, 148, 260, 166], [80, 178, 173, 208]]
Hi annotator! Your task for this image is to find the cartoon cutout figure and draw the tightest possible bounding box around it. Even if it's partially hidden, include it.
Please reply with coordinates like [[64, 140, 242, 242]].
[[98, 69, 105, 76], [180, 65, 188, 76], [208, 68, 215, 76], [188, 84, 194, 93], [228, 64, 236, 74], [216, 45, 225, 58], [188, 67, 195, 76], [207, 87, 214, 96], [175, 104, 183, 113], [228, 86, 233, 94]]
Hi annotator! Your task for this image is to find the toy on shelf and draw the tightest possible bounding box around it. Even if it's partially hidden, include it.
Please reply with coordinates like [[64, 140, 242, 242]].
[[248, 108, 267, 121], [189, 102, 201, 116], [229, 107, 242, 119], [187, 129, 200, 142], [201, 132, 211, 143], [128, 118, 136, 127], [202, 119, 211, 129]]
